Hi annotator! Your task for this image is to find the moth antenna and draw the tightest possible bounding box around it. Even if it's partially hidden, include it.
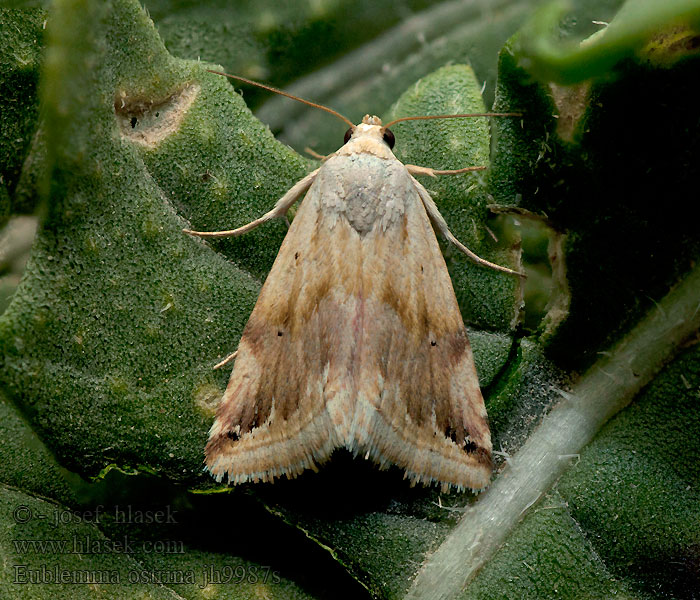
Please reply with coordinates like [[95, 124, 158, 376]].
[[207, 69, 356, 129], [382, 112, 522, 129]]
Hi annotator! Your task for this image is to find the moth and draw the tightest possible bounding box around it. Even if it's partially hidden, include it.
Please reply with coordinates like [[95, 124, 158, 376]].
[[185, 73, 521, 492]]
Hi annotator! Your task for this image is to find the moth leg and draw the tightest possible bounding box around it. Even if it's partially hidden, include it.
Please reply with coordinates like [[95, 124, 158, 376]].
[[183, 167, 320, 238], [487, 204, 557, 230], [213, 349, 237, 370], [406, 164, 486, 177], [410, 175, 525, 278], [304, 147, 330, 161]]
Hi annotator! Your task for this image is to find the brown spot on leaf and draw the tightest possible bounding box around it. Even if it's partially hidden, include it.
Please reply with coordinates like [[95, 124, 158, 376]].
[[193, 383, 224, 417], [641, 25, 700, 66], [114, 83, 199, 148], [550, 81, 590, 143]]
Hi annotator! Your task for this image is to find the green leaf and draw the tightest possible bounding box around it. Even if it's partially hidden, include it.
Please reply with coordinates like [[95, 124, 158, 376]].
[[0, 482, 322, 598], [0, 7, 46, 221], [516, 0, 700, 84], [1, 484, 178, 599], [1, 0, 699, 598], [1, 0, 310, 484]]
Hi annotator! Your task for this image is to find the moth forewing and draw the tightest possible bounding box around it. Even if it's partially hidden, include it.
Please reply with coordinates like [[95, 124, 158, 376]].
[[189, 108, 519, 492]]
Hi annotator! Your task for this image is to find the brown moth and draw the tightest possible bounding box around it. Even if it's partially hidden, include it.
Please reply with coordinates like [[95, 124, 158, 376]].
[[185, 74, 521, 493]]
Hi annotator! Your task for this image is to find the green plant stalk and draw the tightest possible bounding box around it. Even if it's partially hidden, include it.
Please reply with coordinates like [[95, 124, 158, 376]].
[[406, 263, 700, 600]]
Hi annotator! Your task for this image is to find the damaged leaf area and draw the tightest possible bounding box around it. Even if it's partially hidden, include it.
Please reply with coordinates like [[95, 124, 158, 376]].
[[114, 83, 200, 148], [1, 0, 699, 599]]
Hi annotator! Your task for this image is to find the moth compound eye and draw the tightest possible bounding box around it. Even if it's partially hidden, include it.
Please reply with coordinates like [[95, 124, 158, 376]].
[[383, 128, 395, 149], [343, 127, 354, 144]]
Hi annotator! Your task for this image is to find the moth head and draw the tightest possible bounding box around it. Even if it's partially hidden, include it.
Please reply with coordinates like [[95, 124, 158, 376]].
[[343, 114, 396, 151]]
